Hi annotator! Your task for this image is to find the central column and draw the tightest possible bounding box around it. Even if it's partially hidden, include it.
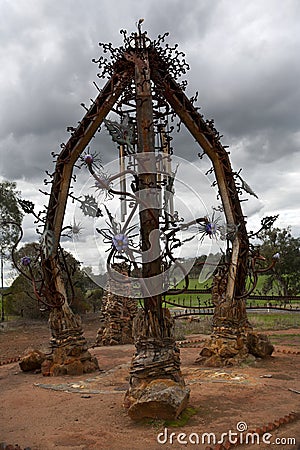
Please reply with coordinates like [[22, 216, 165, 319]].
[[135, 40, 162, 315], [124, 36, 189, 420]]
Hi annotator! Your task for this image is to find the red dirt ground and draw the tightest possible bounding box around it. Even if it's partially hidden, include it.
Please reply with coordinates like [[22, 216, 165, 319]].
[[0, 317, 299, 450]]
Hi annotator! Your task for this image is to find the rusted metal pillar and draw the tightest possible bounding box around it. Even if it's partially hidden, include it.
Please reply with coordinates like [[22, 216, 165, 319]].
[[134, 40, 163, 318], [124, 34, 189, 420]]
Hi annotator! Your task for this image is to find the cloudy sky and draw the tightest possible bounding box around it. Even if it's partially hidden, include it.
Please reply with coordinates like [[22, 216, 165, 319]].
[[1, 0, 300, 282]]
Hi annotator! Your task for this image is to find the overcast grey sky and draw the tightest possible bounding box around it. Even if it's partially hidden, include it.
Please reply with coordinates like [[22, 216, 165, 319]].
[[1, 0, 300, 280]]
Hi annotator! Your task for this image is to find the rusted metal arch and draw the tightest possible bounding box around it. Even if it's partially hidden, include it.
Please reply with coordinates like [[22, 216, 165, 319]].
[[43, 42, 249, 307]]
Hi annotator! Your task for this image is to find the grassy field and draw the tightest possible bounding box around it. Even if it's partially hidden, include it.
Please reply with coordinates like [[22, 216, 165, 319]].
[[174, 312, 300, 339], [248, 312, 300, 330], [162, 276, 300, 309]]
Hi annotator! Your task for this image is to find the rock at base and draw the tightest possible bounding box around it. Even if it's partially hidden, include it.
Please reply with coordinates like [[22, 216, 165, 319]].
[[196, 332, 249, 367], [246, 332, 274, 358], [124, 379, 190, 420], [196, 330, 274, 367], [19, 350, 46, 372], [125, 309, 189, 420]]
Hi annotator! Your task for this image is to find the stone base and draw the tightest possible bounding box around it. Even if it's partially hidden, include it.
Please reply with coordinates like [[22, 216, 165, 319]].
[[41, 346, 99, 376], [124, 308, 189, 420], [41, 304, 100, 376], [196, 330, 274, 367], [124, 378, 190, 420]]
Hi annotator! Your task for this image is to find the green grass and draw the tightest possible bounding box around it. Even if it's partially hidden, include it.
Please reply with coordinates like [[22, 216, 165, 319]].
[[268, 333, 300, 338], [248, 312, 300, 330], [175, 316, 212, 339], [163, 278, 211, 308], [164, 406, 199, 427], [267, 333, 300, 347]]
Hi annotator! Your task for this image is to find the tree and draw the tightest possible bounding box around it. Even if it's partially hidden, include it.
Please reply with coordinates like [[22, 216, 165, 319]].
[[86, 288, 103, 313], [5, 275, 45, 320], [258, 227, 300, 296], [0, 181, 23, 320], [0, 181, 23, 253], [10, 242, 92, 318]]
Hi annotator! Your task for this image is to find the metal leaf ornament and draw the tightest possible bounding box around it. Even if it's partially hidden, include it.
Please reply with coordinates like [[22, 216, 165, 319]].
[[236, 174, 258, 199], [18, 198, 35, 215], [80, 195, 102, 218], [104, 116, 134, 153]]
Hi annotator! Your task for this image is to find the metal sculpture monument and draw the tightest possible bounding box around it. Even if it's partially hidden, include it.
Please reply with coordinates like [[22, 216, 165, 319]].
[[19, 25, 276, 418]]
